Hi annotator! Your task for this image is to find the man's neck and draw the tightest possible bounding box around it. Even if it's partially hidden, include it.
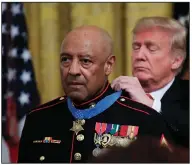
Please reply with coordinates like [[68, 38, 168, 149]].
[[72, 80, 108, 105], [140, 76, 175, 93]]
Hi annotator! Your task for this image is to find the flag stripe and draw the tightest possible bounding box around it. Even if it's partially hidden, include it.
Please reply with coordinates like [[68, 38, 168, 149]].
[[2, 2, 40, 163]]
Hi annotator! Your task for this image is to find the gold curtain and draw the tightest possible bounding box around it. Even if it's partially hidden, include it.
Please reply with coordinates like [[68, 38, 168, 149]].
[[24, 2, 172, 104], [24, 3, 71, 103]]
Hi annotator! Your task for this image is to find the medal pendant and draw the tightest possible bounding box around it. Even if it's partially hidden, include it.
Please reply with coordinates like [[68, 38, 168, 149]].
[[70, 121, 84, 135], [92, 147, 101, 157]]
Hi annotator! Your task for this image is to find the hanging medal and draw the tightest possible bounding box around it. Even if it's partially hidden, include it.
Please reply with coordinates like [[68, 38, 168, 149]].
[[128, 126, 139, 140], [110, 124, 120, 136], [70, 119, 86, 135], [92, 122, 107, 157]]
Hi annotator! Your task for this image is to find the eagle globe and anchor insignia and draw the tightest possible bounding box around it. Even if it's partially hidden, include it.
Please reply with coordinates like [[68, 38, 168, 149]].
[[93, 122, 139, 157]]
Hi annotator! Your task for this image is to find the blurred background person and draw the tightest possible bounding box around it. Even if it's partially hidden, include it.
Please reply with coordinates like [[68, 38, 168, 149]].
[[2, 2, 189, 163], [89, 136, 189, 163]]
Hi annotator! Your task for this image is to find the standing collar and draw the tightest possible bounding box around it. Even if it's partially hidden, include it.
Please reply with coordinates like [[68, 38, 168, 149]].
[[72, 82, 115, 109]]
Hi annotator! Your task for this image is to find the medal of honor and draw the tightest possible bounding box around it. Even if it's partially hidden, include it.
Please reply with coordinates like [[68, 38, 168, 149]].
[[67, 90, 122, 119], [70, 121, 84, 135]]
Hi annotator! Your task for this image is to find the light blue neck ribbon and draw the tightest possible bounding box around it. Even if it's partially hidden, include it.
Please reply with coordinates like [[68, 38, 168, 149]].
[[67, 90, 122, 119]]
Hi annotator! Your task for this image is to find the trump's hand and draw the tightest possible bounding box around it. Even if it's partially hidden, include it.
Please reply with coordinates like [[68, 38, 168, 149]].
[[111, 76, 153, 107]]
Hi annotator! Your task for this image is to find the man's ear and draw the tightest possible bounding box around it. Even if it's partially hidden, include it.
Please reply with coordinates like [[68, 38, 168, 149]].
[[171, 54, 184, 70], [104, 55, 116, 76]]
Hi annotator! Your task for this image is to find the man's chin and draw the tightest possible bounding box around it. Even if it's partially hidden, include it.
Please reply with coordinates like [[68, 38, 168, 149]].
[[67, 92, 87, 103], [134, 73, 150, 82]]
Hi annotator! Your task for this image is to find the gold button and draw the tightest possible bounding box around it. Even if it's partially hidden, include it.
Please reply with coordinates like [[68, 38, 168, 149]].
[[74, 153, 81, 160], [40, 156, 45, 161], [59, 97, 64, 100], [76, 134, 84, 141], [89, 103, 96, 108], [120, 98, 125, 102]]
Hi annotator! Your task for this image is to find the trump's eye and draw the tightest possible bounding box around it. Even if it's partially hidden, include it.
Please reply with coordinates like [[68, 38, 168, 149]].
[[148, 45, 158, 52], [132, 43, 140, 50]]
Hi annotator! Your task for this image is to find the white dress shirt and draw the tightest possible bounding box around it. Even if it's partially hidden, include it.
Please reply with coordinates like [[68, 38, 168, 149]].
[[150, 78, 175, 113]]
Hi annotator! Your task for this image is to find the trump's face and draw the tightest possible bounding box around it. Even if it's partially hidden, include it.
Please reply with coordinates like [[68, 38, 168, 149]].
[[132, 27, 176, 84], [60, 29, 113, 103]]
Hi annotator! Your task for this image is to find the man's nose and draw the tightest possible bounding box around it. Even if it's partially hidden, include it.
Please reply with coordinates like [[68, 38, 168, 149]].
[[68, 59, 81, 76], [135, 46, 146, 60]]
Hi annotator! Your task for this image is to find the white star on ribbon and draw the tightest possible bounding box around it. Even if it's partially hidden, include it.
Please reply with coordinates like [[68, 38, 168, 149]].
[[2, 3, 7, 13], [20, 70, 31, 84], [11, 25, 19, 39], [7, 68, 17, 82], [11, 3, 21, 16], [2, 24, 7, 34], [21, 49, 31, 62], [18, 92, 30, 106], [9, 48, 18, 58]]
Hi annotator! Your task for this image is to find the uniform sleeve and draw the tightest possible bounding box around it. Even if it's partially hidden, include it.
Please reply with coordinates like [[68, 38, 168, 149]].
[[17, 114, 32, 162]]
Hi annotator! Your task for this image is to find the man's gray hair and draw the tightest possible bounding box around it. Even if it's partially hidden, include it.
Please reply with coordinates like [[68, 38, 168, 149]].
[[133, 16, 187, 73]]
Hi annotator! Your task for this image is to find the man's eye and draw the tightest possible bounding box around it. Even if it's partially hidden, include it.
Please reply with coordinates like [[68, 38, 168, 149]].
[[132, 44, 140, 50], [80, 59, 92, 68], [61, 57, 70, 62], [81, 59, 91, 64], [148, 45, 158, 52]]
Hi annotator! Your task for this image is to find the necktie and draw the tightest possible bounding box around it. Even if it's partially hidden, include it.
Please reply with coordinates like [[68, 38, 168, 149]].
[[146, 93, 154, 100]]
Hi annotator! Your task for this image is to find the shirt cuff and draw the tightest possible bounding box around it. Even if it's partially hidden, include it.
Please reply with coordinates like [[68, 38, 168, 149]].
[[152, 99, 161, 113]]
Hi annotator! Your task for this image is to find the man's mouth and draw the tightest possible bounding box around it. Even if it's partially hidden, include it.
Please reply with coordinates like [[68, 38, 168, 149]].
[[68, 82, 84, 86], [134, 67, 149, 70]]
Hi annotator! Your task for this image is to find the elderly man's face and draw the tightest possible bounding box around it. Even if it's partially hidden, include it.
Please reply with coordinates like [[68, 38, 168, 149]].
[[60, 30, 112, 102], [132, 27, 177, 84]]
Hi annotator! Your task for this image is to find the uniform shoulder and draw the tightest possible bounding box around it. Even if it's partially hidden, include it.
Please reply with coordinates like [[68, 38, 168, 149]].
[[116, 90, 157, 116], [28, 96, 67, 115]]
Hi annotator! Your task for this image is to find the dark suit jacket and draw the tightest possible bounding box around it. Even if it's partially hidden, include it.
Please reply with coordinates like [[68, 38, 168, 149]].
[[18, 83, 170, 163], [161, 77, 189, 147]]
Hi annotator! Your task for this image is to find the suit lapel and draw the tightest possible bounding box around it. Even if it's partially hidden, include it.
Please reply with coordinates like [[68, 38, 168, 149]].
[[161, 77, 181, 103]]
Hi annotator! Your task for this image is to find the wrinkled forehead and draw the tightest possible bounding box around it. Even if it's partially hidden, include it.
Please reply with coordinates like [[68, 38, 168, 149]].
[[61, 30, 110, 57], [63, 30, 103, 48]]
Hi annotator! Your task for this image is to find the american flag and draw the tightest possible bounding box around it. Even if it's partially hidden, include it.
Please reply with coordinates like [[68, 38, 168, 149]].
[[2, 2, 40, 163]]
